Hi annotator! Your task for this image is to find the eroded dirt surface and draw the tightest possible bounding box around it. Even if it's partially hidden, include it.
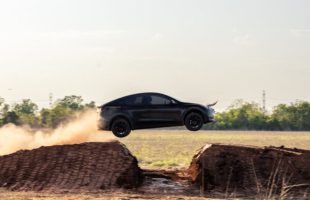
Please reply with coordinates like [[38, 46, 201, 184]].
[[140, 169, 197, 196], [0, 142, 142, 191], [0, 142, 309, 199], [188, 144, 310, 198]]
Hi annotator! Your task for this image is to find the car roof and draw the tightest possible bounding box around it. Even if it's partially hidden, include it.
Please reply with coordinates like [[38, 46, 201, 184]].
[[128, 92, 167, 97], [117, 92, 172, 100], [103, 92, 177, 106]]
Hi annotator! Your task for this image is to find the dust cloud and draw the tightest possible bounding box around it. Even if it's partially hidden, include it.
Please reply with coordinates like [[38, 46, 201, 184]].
[[0, 110, 116, 155]]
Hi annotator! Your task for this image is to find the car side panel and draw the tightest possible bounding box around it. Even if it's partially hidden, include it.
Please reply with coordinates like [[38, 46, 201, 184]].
[[99, 107, 133, 130], [123, 105, 150, 129], [134, 105, 183, 129]]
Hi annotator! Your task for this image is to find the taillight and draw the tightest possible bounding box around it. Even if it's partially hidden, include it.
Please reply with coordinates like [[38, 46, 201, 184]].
[[101, 106, 109, 112]]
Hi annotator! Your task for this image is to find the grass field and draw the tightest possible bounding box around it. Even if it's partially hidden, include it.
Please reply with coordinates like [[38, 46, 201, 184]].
[[120, 130, 310, 169]]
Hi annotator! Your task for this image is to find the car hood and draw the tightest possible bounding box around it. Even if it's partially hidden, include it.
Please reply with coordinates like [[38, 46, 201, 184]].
[[181, 102, 206, 109]]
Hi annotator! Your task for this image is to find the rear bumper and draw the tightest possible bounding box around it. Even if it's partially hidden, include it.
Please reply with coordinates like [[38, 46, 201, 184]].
[[98, 118, 109, 130]]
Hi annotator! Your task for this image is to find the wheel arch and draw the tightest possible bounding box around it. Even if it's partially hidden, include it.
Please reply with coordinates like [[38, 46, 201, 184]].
[[183, 108, 205, 123], [109, 115, 133, 130]]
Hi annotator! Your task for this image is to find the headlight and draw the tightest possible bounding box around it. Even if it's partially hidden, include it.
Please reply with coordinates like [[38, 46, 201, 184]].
[[207, 107, 215, 118]]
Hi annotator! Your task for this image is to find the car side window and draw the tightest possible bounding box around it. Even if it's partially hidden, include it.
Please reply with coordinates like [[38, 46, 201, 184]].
[[133, 96, 143, 105], [122, 95, 143, 105], [141, 95, 152, 105], [150, 95, 172, 105]]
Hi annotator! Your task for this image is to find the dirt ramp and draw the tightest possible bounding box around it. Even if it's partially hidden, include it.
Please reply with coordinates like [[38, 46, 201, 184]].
[[0, 142, 143, 191], [188, 144, 310, 197]]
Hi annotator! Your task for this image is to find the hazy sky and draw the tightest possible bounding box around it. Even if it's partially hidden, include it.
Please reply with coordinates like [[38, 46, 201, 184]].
[[0, 0, 309, 111]]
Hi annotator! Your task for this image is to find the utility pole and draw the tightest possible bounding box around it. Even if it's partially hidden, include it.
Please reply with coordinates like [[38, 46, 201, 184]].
[[262, 90, 266, 112], [49, 93, 53, 108]]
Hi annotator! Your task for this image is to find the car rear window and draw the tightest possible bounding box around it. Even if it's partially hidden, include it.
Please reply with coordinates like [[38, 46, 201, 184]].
[[120, 95, 143, 105]]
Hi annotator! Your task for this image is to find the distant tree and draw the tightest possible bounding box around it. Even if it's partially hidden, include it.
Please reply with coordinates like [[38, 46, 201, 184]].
[[38, 95, 89, 128], [272, 101, 310, 130], [205, 100, 269, 130], [0, 98, 9, 114], [0, 97, 10, 126], [39, 108, 52, 128], [48, 106, 73, 128], [55, 95, 84, 111], [2, 111, 20, 125], [12, 99, 39, 127], [85, 101, 96, 109], [13, 99, 38, 114]]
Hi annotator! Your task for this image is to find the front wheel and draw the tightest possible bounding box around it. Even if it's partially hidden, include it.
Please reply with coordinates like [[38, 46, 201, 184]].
[[111, 118, 131, 138], [185, 112, 203, 131]]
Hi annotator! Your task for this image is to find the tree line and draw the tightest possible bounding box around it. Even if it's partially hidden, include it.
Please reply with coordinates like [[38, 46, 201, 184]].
[[1, 96, 310, 131], [0, 95, 95, 129], [204, 100, 310, 131]]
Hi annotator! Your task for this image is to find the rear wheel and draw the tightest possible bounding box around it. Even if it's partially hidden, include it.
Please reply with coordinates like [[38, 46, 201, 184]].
[[111, 118, 131, 138], [185, 112, 203, 131]]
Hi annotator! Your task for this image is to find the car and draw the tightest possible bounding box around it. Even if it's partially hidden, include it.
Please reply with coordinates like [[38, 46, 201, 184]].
[[98, 92, 216, 137]]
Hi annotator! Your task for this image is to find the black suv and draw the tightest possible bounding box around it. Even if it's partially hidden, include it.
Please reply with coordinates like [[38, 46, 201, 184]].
[[98, 92, 216, 137]]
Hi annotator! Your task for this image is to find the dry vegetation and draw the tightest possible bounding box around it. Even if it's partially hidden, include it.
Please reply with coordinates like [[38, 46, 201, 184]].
[[0, 190, 217, 200], [121, 130, 310, 169]]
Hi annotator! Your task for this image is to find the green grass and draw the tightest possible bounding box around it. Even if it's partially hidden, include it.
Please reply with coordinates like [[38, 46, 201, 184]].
[[120, 130, 310, 169]]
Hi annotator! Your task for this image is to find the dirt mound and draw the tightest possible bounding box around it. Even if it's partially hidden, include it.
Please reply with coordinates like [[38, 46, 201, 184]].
[[0, 141, 143, 191], [188, 144, 310, 197]]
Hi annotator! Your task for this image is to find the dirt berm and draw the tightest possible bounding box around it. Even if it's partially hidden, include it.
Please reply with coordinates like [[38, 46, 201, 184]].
[[188, 144, 310, 196], [0, 141, 143, 191]]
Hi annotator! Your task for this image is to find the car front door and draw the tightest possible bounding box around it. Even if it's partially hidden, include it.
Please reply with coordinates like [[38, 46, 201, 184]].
[[141, 94, 182, 128]]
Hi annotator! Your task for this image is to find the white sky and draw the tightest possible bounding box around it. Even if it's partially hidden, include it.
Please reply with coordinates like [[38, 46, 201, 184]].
[[0, 0, 309, 111]]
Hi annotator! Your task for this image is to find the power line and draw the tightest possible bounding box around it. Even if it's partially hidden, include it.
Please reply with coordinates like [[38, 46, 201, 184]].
[[262, 90, 266, 112], [49, 93, 53, 108]]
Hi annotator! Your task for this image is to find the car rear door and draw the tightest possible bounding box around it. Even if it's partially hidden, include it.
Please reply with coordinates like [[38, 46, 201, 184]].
[[118, 95, 144, 127]]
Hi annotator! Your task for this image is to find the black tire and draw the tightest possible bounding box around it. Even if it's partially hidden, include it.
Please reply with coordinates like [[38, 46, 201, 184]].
[[185, 112, 203, 131], [111, 118, 131, 138]]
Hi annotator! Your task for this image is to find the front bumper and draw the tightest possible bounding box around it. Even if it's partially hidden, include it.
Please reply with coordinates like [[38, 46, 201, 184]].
[[206, 106, 215, 123]]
